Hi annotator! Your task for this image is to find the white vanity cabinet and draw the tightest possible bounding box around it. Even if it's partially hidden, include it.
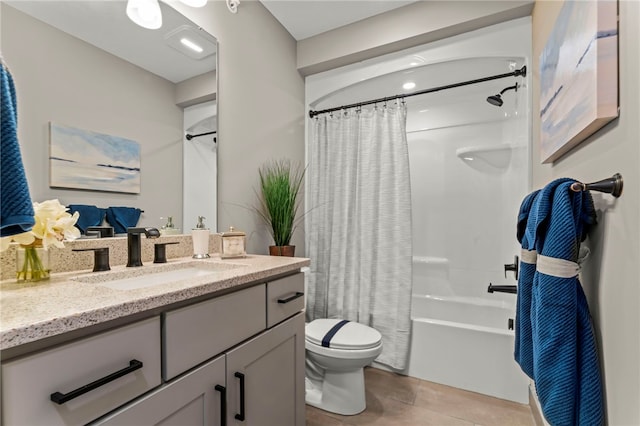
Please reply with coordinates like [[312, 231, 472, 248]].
[[94, 354, 226, 425], [1, 317, 161, 426], [226, 312, 305, 426], [1, 271, 306, 426]]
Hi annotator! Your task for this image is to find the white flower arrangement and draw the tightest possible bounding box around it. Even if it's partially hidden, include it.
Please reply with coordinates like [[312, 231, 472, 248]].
[[1, 199, 80, 251]]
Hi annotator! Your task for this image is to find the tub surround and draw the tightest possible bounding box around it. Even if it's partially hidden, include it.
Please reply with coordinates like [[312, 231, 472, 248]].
[[0, 253, 309, 353]]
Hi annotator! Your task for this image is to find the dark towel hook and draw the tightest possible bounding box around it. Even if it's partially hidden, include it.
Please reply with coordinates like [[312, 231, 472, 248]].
[[570, 173, 623, 198]]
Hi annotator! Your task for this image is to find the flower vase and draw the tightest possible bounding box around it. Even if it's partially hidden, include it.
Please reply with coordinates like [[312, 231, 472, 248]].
[[16, 242, 50, 282]]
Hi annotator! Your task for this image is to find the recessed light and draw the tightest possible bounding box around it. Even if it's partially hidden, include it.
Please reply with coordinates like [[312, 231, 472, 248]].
[[164, 25, 217, 60], [403, 82, 416, 90], [180, 37, 203, 53]]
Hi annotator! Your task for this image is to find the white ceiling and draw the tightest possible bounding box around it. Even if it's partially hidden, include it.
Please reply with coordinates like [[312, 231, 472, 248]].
[[8, 0, 418, 82], [259, 0, 419, 40], [6, 1, 217, 83]]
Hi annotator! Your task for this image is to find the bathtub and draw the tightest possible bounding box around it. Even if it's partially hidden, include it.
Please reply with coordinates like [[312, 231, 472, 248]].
[[406, 294, 530, 403]]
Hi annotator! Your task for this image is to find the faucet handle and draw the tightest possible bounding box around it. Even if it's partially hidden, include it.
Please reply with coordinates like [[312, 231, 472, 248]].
[[153, 242, 180, 263], [504, 255, 519, 280], [73, 248, 110, 272]]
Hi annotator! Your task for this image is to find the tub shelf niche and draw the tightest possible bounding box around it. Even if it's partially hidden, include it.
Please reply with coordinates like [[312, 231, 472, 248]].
[[456, 145, 517, 169]]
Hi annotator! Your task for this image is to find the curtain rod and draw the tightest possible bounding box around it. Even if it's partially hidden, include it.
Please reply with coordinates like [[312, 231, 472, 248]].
[[185, 131, 217, 140], [308, 65, 527, 118]]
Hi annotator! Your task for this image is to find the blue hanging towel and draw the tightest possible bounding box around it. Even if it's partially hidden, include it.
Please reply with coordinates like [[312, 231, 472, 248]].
[[525, 179, 602, 425], [0, 61, 34, 237], [106, 207, 141, 234], [513, 189, 540, 379], [68, 205, 106, 234]]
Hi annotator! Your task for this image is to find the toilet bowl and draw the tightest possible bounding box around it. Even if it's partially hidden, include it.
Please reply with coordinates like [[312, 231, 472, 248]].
[[305, 319, 383, 415]]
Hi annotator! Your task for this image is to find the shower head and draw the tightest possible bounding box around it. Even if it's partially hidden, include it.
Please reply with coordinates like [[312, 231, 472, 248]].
[[486, 94, 504, 107], [486, 83, 519, 107]]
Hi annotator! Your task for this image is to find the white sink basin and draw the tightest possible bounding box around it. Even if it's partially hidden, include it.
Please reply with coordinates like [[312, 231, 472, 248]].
[[72, 262, 245, 290]]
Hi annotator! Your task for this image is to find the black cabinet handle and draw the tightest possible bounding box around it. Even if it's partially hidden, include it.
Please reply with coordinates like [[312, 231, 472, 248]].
[[50, 359, 143, 405], [234, 372, 245, 421], [215, 384, 227, 426], [277, 292, 304, 304]]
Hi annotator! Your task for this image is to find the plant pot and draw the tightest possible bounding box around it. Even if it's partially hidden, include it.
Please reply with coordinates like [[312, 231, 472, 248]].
[[269, 245, 295, 257]]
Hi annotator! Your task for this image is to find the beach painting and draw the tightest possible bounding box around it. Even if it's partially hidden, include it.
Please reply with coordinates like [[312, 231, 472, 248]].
[[50, 123, 141, 193], [539, 0, 618, 163]]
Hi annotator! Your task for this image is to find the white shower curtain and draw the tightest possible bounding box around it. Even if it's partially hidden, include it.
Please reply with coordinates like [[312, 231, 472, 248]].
[[306, 103, 413, 370]]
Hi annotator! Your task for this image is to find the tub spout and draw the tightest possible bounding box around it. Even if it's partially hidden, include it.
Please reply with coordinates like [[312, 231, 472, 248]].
[[487, 283, 517, 294]]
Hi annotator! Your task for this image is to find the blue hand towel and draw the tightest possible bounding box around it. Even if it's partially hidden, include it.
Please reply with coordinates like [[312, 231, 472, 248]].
[[513, 189, 540, 379], [522, 179, 602, 425], [68, 205, 106, 234], [1, 62, 35, 237], [106, 207, 141, 234]]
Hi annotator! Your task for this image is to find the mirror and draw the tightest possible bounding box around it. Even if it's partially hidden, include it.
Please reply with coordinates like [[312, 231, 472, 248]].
[[1, 1, 217, 234]]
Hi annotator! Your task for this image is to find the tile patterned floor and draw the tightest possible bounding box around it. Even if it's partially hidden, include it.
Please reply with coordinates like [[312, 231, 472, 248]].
[[306, 367, 535, 426]]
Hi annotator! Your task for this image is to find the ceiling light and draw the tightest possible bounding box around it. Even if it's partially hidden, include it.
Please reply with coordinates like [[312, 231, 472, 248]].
[[179, 0, 208, 7], [165, 25, 217, 60], [403, 82, 416, 90], [180, 38, 204, 53], [127, 0, 162, 30]]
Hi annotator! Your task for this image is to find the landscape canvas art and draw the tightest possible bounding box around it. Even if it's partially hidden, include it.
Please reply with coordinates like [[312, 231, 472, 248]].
[[50, 123, 141, 193], [539, 0, 618, 163]]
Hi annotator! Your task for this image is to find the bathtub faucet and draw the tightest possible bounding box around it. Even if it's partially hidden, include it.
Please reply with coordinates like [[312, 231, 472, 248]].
[[487, 283, 517, 294]]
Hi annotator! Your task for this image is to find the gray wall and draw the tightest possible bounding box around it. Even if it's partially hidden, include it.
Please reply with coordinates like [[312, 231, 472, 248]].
[[531, 2, 640, 424], [170, 0, 306, 256], [1, 4, 183, 230]]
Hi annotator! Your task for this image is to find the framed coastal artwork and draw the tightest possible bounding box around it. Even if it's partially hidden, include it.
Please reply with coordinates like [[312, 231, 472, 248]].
[[49, 123, 141, 194], [539, 0, 618, 163]]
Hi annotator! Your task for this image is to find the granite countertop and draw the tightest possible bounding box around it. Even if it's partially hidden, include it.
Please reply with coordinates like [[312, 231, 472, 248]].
[[0, 254, 310, 351]]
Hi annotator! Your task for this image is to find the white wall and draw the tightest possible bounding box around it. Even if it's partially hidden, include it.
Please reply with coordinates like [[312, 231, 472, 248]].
[[1, 4, 183, 230], [531, 1, 640, 424]]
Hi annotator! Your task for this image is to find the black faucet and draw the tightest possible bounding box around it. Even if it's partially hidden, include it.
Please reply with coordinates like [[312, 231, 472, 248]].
[[126, 227, 161, 267]]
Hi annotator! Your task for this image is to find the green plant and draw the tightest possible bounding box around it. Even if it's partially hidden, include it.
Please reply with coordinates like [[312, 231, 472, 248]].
[[256, 159, 305, 247]]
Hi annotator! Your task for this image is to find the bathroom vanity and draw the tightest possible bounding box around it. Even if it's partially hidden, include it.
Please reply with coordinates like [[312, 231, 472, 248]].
[[0, 255, 309, 425]]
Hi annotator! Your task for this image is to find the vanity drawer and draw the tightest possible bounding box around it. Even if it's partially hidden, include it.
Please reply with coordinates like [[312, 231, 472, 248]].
[[163, 284, 266, 380], [267, 273, 304, 328], [1, 317, 161, 426]]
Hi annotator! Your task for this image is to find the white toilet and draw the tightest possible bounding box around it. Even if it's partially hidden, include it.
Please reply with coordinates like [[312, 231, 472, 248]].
[[305, 318, 383, 415]]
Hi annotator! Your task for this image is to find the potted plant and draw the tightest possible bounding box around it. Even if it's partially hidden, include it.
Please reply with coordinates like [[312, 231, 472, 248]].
[[256, 159, 305, 256]]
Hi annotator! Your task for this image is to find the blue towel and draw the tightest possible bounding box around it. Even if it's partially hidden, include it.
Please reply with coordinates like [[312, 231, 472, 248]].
[[519, 179, 602, 425], [106, 207, 141, 234], [68, 205, 106, 234], [513, 189, 540, 379], [513, 179, 574, 379], [0, 62, 34, 237]]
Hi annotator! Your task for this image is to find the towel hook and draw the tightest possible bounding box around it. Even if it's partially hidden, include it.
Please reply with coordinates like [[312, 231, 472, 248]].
[[570, 173, 623, 198]]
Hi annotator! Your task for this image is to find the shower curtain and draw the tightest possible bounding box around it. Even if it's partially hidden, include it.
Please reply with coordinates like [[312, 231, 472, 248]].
[[306, 103, 413, 370]]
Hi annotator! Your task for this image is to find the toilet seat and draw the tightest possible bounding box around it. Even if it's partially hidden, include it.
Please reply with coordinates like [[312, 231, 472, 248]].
[[306, 319, 382, 350]]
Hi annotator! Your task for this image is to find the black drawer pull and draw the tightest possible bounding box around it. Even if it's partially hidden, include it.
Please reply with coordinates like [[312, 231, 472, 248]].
[[215, 384, 227, 426], [50, 359, 143, 405], [234, 372, 245, 421], [277, 292, 304, 304]]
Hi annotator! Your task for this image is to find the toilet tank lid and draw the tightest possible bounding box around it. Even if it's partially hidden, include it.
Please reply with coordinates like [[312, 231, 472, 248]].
[[306, 319, 382, 350]]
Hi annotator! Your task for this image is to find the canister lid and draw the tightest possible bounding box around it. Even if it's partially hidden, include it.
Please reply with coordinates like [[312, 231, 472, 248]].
[[305, 319, 382, 350], [222, 226, 245, 237]]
